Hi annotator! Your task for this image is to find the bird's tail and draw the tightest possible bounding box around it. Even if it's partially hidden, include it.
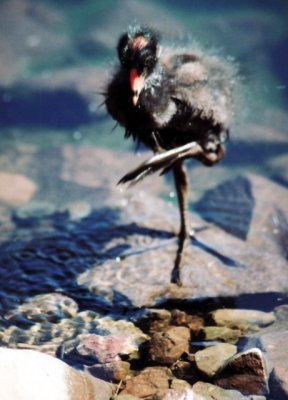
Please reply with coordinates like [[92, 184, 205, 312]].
[[118, 141, 202, 186]]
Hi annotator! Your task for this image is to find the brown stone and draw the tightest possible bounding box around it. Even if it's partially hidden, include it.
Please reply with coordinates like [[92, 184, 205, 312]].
[[122, 367, 172, 398], [86, 361, 131, 382], [148, 326, 190, 364], [171, 361, 200, 384], [214, 348, 269, 395]]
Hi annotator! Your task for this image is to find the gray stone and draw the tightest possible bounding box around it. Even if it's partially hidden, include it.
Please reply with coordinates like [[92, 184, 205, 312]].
[[0, 347, 113, 400], [211, 309, 275, 330], [193, 382, 266, 400], [258, 331, 288, 399], [215, 348, 269, 395], [195, 343, 237, 378]]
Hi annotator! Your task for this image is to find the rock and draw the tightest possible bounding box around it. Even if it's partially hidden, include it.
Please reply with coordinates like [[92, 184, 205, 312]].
[[6, 293, 79, 323], [214, 348, 269, 395], [137, 308, 172, 334], [212, 309, 275, 330], [77, 333, 138, 363], [171, 310, 204, 333], [171, 361, 200, 384], [258, 331, 288, 399], [161, 387, 206, 400], [86, 360, 131, 382], [0, 347, 113, 400], [203, 326, 242, 344], [114, 396, 140, 400], [0, 173, 37, 206], [148, 326, 190, 364], [75, 318, 149, 363], [193, 382, 266, 400], [195, 343, 237, 378], [121, 367, 172, 398]]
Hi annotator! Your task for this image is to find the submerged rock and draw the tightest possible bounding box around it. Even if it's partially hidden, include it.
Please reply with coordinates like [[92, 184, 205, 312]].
[[6, 293, 79, 323]]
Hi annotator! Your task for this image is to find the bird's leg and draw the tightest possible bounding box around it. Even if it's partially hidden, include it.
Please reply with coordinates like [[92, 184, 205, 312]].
[[171, 160, 190, 285]]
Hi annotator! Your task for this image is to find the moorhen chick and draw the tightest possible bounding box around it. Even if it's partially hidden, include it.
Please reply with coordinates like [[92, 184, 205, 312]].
[[105, 25, 238, 285]]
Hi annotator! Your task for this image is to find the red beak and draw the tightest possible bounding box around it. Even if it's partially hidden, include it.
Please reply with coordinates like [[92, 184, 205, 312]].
[[130, 69, 145, 106]]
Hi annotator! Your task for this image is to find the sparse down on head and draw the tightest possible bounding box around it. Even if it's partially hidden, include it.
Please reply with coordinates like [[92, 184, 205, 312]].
[[117, 25, 160, 105]]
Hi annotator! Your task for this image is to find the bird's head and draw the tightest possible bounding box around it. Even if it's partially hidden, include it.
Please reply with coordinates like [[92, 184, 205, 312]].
[[117, 25, 160, 105]]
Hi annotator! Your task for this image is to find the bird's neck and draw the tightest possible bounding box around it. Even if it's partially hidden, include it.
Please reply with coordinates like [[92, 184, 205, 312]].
[[139, 66, 176, 127]]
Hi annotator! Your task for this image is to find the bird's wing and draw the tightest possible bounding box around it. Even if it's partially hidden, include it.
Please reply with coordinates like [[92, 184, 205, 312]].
[[118, 141, 203, 186]]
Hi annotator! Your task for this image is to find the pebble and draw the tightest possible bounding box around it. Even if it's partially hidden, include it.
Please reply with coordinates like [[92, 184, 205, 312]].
[[195, 343, 237, 378], [211, 309, 276, 330], [148, 326, 190, 364], [214, 348, 269, 395]]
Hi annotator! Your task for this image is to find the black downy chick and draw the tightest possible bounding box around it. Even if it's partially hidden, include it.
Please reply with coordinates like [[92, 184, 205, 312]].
[[105, 25, 239, 285]]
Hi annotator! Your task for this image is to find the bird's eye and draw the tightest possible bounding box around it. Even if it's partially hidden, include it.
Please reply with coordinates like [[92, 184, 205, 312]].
[[143, 55, 156, 71]]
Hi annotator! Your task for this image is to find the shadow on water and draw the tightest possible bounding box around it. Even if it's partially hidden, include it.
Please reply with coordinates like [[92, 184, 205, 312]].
[[0, 203, 252, 317], [0, 86, 106, 129], [194, 175, 255, 240], [0, 207, 172, 315]]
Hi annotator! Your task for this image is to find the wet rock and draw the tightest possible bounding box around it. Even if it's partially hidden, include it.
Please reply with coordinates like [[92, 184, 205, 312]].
[[258, 331, 288, 399], [0, 347, 113, 400], [86, 360, 131, 382], [195, 343, 237, 378], [77, 171, 288, 307], [149, 326, 190, 365], [212, 309, 275, 330], [193, 382, 266, 400], [121, 366, 172, 398], [0, 172, 37, 206], [203, 326, 242, 344], [6, 293, 79, 323], [214, 348, 269, 395]]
